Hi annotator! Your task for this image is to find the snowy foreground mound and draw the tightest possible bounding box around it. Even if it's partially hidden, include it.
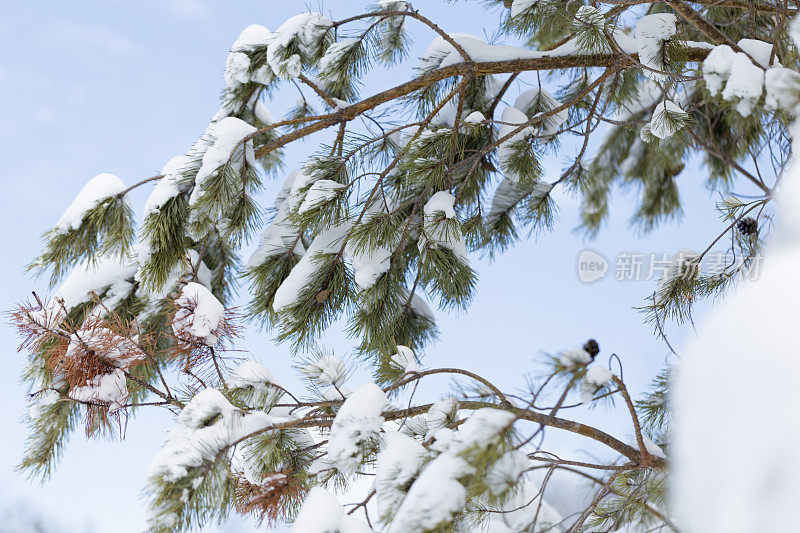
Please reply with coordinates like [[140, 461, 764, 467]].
[[674, 137, 800, 532]]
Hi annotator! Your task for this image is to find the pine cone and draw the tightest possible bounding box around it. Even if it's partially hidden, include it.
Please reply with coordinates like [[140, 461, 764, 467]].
[[481, 157, 497, 172], [583, 339, 600, 360], [737, 217, 757, 235], [315, 288, 331, 303], [668, 163, 685, 177]]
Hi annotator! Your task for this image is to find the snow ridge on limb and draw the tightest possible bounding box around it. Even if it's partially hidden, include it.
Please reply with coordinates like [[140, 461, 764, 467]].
[[54, 174, 127, 233], [17, 2, 794, 532], [172, 282, 226, 347], [146, 389, 278, 532], [292, 487, 373, 533], [325, 383, 389, 475], [31, 174, 134, 284]]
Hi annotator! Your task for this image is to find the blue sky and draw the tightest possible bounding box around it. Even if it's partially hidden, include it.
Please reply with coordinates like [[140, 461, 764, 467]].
[[0, 1, 746, 531]]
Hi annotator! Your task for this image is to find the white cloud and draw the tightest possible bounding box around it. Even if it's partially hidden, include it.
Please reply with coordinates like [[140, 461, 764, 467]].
[[52, 22, 139, 59], [168, 0, 210, 17], [32, 105, 58, 126]]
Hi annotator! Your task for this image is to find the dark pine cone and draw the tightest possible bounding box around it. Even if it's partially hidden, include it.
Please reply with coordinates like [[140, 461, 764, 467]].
[[583, 339, 600, 360], [737, 217, 757, 235]]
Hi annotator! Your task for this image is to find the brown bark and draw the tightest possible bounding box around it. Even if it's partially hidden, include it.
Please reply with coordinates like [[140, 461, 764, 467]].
[[663, 0, 744, 51], [255, 47, 710, 158]]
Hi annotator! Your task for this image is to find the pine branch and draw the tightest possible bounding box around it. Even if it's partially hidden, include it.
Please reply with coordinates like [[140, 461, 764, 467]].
[[663, 0, 745, 51], [255, 47, 711, 159], [597, 0, 791, 13]]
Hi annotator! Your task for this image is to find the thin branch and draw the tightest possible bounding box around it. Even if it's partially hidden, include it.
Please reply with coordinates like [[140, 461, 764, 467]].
[[117, 174, 163, 197], [254, 47, 710, 159]]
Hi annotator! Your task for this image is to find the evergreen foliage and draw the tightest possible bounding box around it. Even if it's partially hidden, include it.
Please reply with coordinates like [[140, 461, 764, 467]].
[[10, 1, 800, 531]]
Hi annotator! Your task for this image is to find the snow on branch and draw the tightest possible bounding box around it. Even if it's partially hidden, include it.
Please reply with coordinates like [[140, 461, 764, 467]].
[[18, 1, 798, 531]]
